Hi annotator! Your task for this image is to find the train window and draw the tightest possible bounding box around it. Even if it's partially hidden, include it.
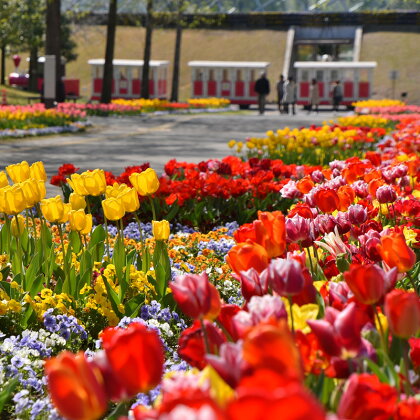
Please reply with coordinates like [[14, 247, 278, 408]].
[[119, 68, 127, 80], [209, 69, 215, 81], [222, 69, 229, 81], [316, 70, 324, 82], [297, 45, 314, 61], [331, 70, 339, 81], [359, 69, 369, 82], [95, 66, 103, 78], [236, 70, 242, 81], [133, 68, 140, 79], [343, 69, 353, 81], [337, 44, 354, 61], [250, 70, 255, 81], [301, 70, 309, 82]]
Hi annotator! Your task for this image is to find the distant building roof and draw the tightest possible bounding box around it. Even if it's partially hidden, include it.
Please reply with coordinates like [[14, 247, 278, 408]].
[[294, 61, 377, 68], [88, 59, 169, 66], [188, 61, 270, 68]]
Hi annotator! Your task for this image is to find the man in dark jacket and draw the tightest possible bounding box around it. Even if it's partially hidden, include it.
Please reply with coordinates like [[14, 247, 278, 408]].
[[254, 72, 270, 115]]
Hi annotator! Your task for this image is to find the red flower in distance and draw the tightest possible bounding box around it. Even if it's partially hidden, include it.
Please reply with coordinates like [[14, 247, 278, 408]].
[[384, 290, 420, 339], [395, 397, 420, 420], [100, 322, 164, 399], [337, 373, 398, 420], [377, 231, 416, 273], [170, 272, 220, 320], [44, 351, 107, 420]]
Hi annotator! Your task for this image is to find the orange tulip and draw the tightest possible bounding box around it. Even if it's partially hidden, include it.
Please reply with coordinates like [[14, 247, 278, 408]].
[[257, 211, 286, 259], [368, 179, 385, 197], [385, 290, 420, 339], [378, 231, 416, 273], [227, 240, 269, 275], [337, 185, 356, 211], [314, 189, 340, 214], [296, 176, 315, 194], [45, 351, 107, 420]]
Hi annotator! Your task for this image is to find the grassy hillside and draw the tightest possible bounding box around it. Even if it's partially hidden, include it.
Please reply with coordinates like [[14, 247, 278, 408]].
[[4, 26, 420, 104]]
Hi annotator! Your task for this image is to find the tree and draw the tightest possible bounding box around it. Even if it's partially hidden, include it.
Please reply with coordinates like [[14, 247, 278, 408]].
[[141, 0, 153, 99], [0, 1, 18, 85], [101, 0, 118, 103]]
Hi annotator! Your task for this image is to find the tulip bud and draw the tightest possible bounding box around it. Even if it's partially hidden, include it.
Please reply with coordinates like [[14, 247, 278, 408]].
[[385, 290, 420, 339], [6, 161, 30, 183], [69, 193, 86, 210], [286, 215, 311, 243], [0, 171, 8, 188], [29, 161, 47, 181], [376, 185, 397, 204], [68, 210, 92, 234], [67, 173, 88, 196], [105, 183, 128, 199], [101, 197, 125, 221], [238, 267, 268, 301], [21, 179, 46, 208], [118, 187, 140, 213], [226, 240, 269, 275], [45, 351, 107, 420], [81, 169, 107, 196], [378, 231, 416, 273], [152, 220, 170, 240], [11, 215, 25, 237], [129, 168, 160, 196], [348, 204, 368, 225]]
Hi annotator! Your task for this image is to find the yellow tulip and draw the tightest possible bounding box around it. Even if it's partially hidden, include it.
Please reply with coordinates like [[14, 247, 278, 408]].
[[11, 215, 25, 237], [0, 185, 26, 215], [105, 183, 128, 199], [81, 169, 107, 196], [101, 197, 125, 221], [129, 168, 160, 196], [29, 161, 47, 181], [20, 179, 46, 207], [40, 196, 70, 223], [6, 161, 30, 183], [152, 220, 170, 240], [69, 193, 86, 210], [118, 187, 140, 213], [67, 174, 89, 196], [0, 171, 8, 188], [68, 209, 92, 234]]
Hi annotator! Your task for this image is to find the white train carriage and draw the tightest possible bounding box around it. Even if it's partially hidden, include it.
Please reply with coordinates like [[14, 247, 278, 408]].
[[294, 61, 377, 107], [188, 61, 270, 108], [88, 59, 169, 100]]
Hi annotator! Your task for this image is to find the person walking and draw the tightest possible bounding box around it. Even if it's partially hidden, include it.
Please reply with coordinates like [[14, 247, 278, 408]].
[[332, 80, 343, 112], [276, 74, 285, 114], [308, 78, 319, 113], [254, 72, 270, 115], [283, 76, 297, 115]]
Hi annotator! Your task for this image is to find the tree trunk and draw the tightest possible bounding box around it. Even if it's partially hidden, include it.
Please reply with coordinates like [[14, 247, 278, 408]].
[[0, 45, 5, 86], [170, 20, 182, 102], [101, 0, 118, 104], [28, 48, 38, 92], [45, 0, 61, 105], [141, 0, 153, 99]]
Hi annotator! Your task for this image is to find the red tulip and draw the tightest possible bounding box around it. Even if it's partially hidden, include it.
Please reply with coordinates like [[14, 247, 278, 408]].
[[227, 240, 269, 275], [178, 320, 225, 369], [242, 320, 303, 381], [100, 322, 164, 399], [384, 290, 420, 338], [170, 272, 219, 319], [395, 397, 420, 420], [314, 188, 340, 214], [343, 264, 393, 305], [45, 351, 107, 420], [378, 231, 416, 273], [217, 304, 242, 341], [227, 381, 326, 420], [409, 338, 420, 369], [337, 373, 398, 420]]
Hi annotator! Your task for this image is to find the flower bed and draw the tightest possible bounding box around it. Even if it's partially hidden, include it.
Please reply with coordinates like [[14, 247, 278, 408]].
[[0, 104, 88, 138], [0, 105, 419, 419]]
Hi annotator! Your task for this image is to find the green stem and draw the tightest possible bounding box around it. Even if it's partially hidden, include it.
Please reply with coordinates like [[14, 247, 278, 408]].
[[30, 209, 37, 240], [200, 317, 211, 354], [14, 214, 25, 285], [288, 296, 295, 335], [406, 271, 418, 295], [103, 216, 111, 261], [148, 196, 157, 220], [307, 247, 315, 277], [57, 223, 69, 286]]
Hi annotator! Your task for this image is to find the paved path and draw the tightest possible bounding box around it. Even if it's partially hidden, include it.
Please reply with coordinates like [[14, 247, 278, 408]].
[[0, 107, 342, 195]]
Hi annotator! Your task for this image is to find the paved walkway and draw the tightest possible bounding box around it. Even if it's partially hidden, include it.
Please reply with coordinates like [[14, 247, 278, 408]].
[[0, 107, 344, 195]]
